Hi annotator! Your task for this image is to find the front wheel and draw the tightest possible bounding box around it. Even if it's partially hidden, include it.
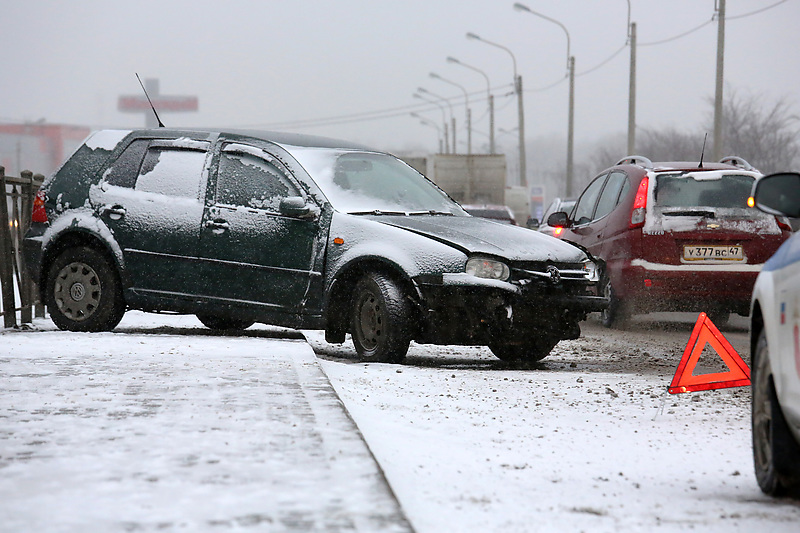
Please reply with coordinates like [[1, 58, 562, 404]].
[[46, 246, 126, 332], [752, 329, 800, 496], [489, 336, 559, 363], [600, 276, 629, 328], [350, 272, 413, 363]]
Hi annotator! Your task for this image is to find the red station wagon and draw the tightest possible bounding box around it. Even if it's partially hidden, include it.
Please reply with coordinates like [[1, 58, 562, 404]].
[[547, 156, 793, 327]]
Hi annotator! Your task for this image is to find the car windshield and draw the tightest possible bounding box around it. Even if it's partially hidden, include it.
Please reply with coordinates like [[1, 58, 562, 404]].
[[285, 147, 467, 215], [655, 172, 756, 209]]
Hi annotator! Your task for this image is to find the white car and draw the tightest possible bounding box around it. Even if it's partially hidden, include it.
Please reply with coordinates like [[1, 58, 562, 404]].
[[750, 171, 800, 496]]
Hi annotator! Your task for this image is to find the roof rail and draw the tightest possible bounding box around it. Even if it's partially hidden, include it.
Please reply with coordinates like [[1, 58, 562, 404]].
[[615, 155, 653, 169], [719, 156, 755, 171]]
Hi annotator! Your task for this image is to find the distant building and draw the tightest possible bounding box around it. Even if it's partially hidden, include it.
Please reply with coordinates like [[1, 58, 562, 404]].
[[0, 122, 91, 176]]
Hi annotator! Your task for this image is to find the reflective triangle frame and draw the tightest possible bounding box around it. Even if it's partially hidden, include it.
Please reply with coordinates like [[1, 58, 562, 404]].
[[668, 312, 751, 394]]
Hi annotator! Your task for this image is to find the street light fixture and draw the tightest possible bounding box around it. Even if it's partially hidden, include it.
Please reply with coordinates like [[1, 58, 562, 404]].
[[418, 87, 456, 154], [413, 92, 449, 153], [513, 2, 575, 196], [411, 112, 443, 154], [466, 32, 526, 188], [430, 72, 472, 155], [447, 56, 495, 154]]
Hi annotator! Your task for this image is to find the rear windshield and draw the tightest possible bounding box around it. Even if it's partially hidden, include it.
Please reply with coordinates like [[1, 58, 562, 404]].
[[654, 172, 755, 209]]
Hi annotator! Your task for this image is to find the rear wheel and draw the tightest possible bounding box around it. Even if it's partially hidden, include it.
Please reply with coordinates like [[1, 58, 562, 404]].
[[706, 309, 730, 326], [752, 329, 800, 496], [46, 246, 126, 332], [196, 314, 254, 331], [489, 336, 559, 363], [350, 272, 412, 363]]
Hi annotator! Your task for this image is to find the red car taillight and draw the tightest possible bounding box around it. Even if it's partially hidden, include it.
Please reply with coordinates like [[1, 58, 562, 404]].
[[31, 189, 48, 223], [775, 215, 792, 233], [630, 177, 648, 228]]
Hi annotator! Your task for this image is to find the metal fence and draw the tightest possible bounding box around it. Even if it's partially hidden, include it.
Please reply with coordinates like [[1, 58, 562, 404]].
[[0, 166, 45, 328]]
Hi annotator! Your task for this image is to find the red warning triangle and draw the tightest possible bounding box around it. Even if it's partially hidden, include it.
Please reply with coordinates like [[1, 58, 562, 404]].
[[668, 312, 751, 394]]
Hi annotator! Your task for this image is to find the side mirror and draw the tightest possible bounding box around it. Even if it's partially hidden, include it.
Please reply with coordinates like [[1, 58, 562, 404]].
[[753, 172, 800, 218], [279, 196, 317, 219], [526, 217, 540, 230], [547, 211, 570, 228]]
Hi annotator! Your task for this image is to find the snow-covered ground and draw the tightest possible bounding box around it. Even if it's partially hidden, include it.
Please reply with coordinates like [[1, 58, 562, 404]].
[[1, 312, 409, 532], [307, 315, 800, 532], [3, 310, 800, 532]]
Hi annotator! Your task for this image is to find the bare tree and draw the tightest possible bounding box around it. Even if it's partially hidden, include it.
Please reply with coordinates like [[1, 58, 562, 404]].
[[579, 90, 799, 178], [714, 90, 800, 174]]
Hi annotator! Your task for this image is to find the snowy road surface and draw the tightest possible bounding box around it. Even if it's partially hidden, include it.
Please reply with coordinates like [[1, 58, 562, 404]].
[[308, 313, 800, 532], [2, 310, 800, 532]]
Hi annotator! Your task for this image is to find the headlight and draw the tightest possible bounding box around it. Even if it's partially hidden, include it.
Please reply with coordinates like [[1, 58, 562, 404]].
[[582, 259, 599, 282], [466, 257, 510, 281]]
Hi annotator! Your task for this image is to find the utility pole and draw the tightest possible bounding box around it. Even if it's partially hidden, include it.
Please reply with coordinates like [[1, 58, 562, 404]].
[[713, 0, 726, 161], [627, 22, 637, 156]]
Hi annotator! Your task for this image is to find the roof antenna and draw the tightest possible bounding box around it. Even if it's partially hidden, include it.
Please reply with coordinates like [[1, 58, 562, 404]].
[[698, 132, 708, 168], [136, 73, 165, 128]]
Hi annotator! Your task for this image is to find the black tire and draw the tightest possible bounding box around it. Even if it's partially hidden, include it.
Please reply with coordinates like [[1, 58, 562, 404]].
[[196, 314, 254, 331], [600, 275, 629, 328], [489, 336, 559, 363], [707, 309, 730, 326], [752, 329, 800, 496], [351, 272, 413, 363], [46, 246, 126, 332]]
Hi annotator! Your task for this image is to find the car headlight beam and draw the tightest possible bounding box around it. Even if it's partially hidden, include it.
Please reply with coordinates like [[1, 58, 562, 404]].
[[466, 257, 510, 281]]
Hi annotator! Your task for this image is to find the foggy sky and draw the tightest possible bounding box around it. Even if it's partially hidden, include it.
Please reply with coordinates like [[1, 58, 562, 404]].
[[2, 0, 798, 163]]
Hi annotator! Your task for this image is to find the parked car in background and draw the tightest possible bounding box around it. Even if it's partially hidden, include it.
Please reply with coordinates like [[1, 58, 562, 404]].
[[462, 204, 518, 225], [538, 197, 576, 238], [23, 128, 607, 364], [547, 155, 792, 327], [749, 171, 800, 497]]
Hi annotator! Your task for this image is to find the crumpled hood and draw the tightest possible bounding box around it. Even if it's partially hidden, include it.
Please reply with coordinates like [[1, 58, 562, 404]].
[[373, 215, 588, 263]]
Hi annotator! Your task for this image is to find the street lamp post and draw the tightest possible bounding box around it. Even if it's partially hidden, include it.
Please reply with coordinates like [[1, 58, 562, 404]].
[[466, 32, 526, 188], [430, 72, 472, 155], [513, 3, 575, 196], [411, 112, 443, 153], [418, 87, 456, 155], [413, 92, 449, 153], [447, 56, 495, 155]]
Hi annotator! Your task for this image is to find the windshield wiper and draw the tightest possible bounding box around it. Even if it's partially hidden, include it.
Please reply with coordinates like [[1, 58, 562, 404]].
[[348, 210, 407, 216], [663, 209, 716, 218], [408, 210, 455, 216]]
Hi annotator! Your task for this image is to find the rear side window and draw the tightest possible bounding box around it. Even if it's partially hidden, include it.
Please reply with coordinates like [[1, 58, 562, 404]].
[[655, 173, 755, 208], [216, 150, 300, 212], [137, 147, 208, 199], [104, 140, 149, 188]]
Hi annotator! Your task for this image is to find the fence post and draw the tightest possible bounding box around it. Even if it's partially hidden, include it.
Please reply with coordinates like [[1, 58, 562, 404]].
[[0, 166, 18, 328], [19, 170, 34, 324]]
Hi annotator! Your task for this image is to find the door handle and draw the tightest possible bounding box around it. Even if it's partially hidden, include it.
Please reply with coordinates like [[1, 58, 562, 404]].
[[205, 219, 230, 234], [102, 205, 126, 221]]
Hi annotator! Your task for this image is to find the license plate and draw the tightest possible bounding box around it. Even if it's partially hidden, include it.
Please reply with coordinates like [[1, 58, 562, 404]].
[[683, 245, 744, 261]]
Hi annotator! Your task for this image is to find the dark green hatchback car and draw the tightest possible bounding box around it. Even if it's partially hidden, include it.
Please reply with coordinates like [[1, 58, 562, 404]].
[[23, 128, 606, 363]]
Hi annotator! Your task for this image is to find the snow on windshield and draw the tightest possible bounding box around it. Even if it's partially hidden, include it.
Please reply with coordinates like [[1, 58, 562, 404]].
[[284, 146, 465, 215], [654, 171, 756, 209], [646, 171, 778, 234]]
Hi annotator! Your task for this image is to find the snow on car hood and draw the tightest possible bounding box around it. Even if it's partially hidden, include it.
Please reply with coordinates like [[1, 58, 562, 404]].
[[373, 215, 588, 262]]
